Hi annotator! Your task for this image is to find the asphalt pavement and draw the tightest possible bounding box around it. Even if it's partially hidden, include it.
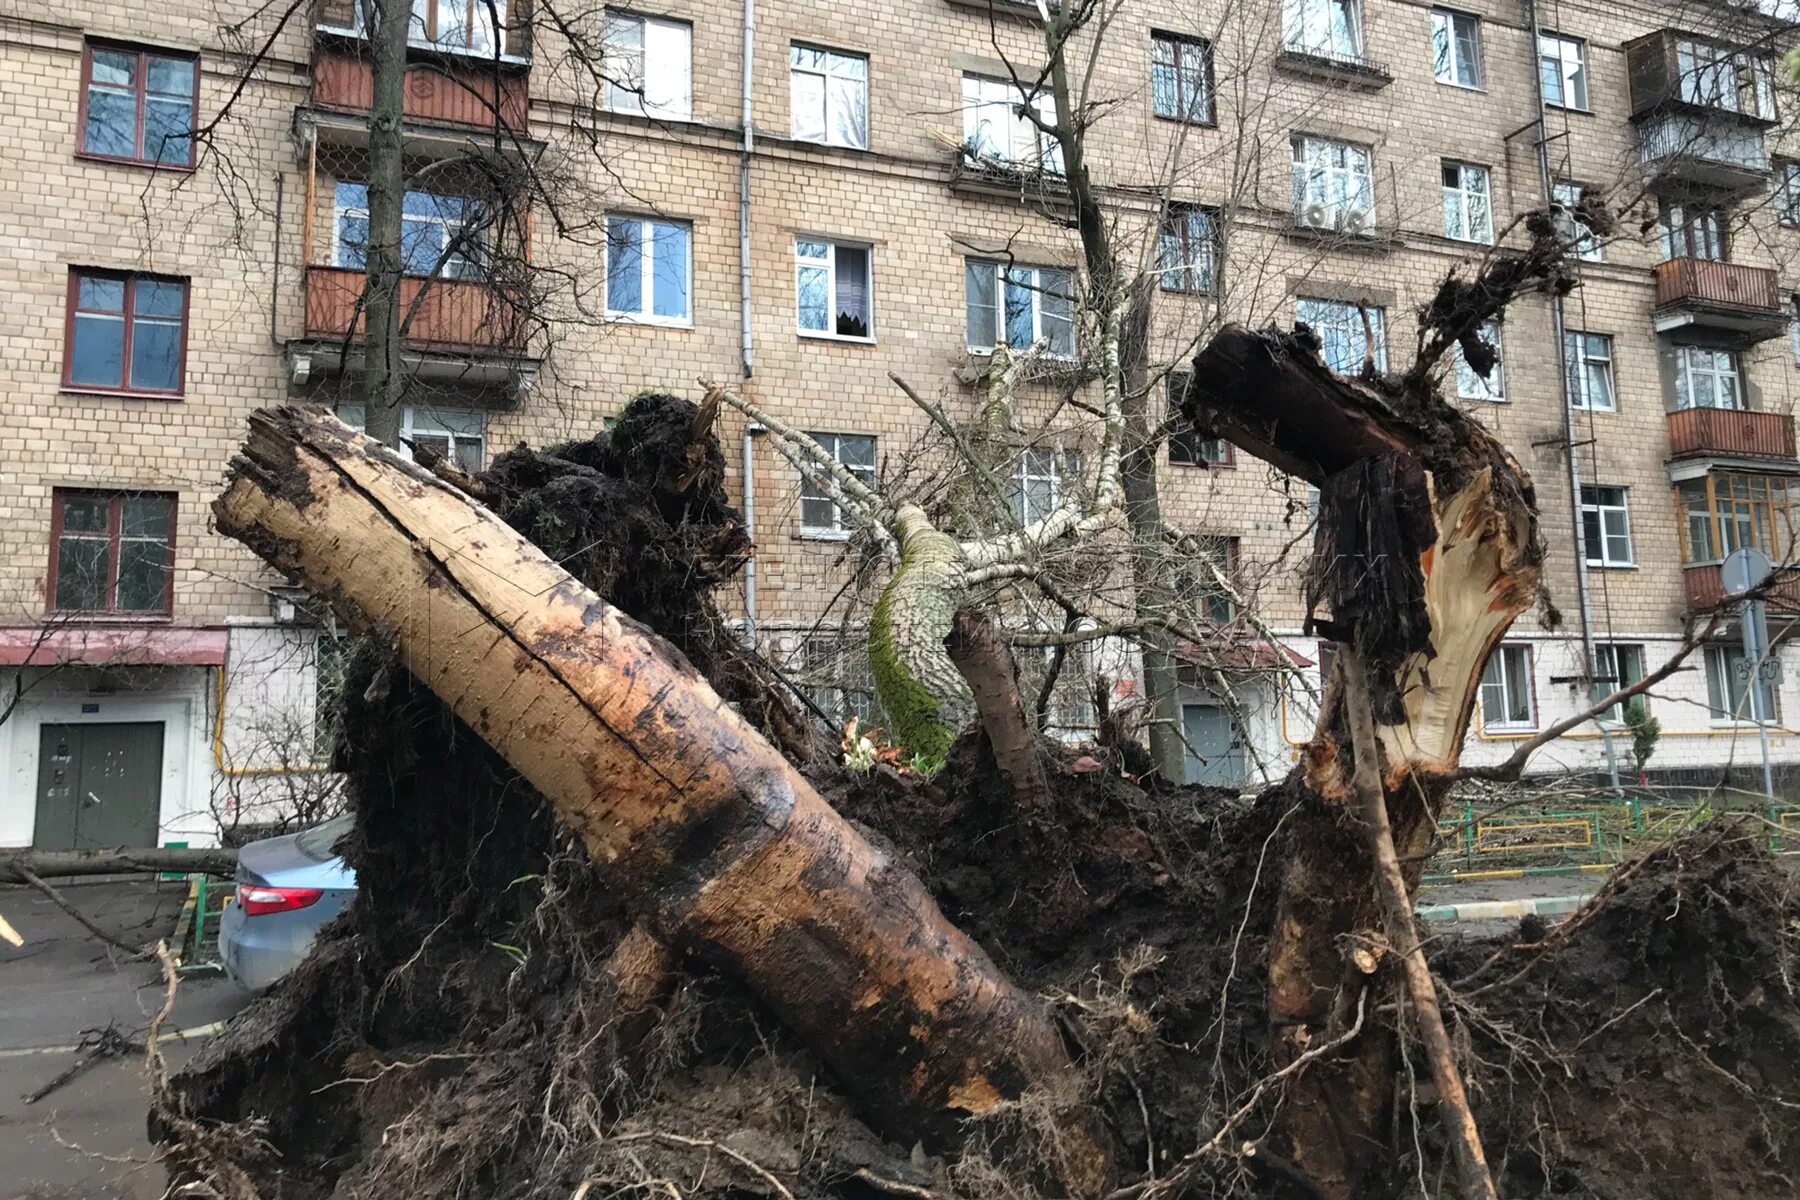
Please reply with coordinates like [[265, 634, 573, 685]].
[[0, 880, 250, 1200]]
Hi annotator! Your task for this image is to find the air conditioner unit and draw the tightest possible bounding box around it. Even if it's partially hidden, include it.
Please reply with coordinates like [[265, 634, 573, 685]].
[[1296, 202, 1373, 236]]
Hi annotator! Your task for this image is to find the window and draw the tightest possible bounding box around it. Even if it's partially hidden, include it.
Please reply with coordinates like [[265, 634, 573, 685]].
[[1009, 447, 1081, 525], [1441, 161, 1492, 243], [334, 183, 487, 279], [962, 75, 1062, 173], [792, 633, 879, 727], [1193, 535, 1238, 624], [1159, 206, 1218, 294], [49, 490, 175, 615], [1706, 644, 1779, 723], [1166, 374, 1230, 465], [1659, 201, 1726, 262], [1151, 32, 1213, 124], [1283, 0, 1363, 63], [79, 43, 197, 168], [603, 11, 691, 119], [336, 404, 487, 471], [1780, 162, 1800, 228], [1563, 331, 1615, 411], [799, 432, 875, 536], [1479, 644, 1534, 730], [1291, 135, 1374, 233], [790, 45, 867, 148], [1674, 346, 1742, 411], [64, 270, 187, 395], [1538, 32, 1587, 111], [605, 215, 691, 323], [1579, 485, 1634, 567], [1679, 474, 1795, 564], [1675, 38, 1777, 121], [1592, 643, 1646, 723], [1296, 297, 1386, 374], [1430, 9, 1481, 88], [965, 260, 1075, 357], [1451, 320, 1504, 402], [1552, 182, 1604, 261], [355, 0, 509, 54], [795, 239, 873, 339]]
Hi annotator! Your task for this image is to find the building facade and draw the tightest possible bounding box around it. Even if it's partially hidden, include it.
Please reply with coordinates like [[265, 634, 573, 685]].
[[0, 0, 1796, 849]]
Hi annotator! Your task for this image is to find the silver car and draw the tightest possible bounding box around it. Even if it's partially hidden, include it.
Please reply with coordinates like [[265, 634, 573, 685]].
[[217, 813, 357, 991]]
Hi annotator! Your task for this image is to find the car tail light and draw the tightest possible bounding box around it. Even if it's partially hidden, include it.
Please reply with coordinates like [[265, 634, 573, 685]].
[[237, 886, 323, 916]]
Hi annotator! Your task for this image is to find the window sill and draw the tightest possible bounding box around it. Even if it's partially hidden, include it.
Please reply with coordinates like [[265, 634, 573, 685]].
[[1568, 405, 1619, 415], [73, 151, 197, 175], [1152, 113, 1218, 130], [941, 0, 1043, 23], [1273, 49, 1392, 90], [1435, 79, 1486, 94], [59, 387, 185, 401], [1585, 562, 1639, 571], [1170, 459, 1235, 469], [1481, 723, 1539, 735], [798, 330, 877, 345], [44, 611, 175, 624], [605, 313, 694, 330], [797, 528, 854, 542], [1458, 395, 1509, 404], [790, 133, 870, 154], [1544, 102, 1593, 117], [1282, 224, 1397, 254]]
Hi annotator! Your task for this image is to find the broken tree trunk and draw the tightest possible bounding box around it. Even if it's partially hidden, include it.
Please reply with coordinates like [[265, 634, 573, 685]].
[[212, 406, 1107, 1191], [0, 847, 237, 881], [1184, 323, 1543, 1199], [945, 608, 1052, 807]]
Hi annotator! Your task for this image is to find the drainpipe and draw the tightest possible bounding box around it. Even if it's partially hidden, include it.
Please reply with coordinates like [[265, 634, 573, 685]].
[[1528, 0, 1621, 794], [742, 423, 763, 641], [738, 0, 758, 644]]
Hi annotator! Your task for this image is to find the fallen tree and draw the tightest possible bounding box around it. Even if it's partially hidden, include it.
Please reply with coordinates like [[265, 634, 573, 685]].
[[0, 847, 237, 881]]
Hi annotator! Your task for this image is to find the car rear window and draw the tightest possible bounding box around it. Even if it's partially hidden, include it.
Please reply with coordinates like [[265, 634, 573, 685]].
[[294, 813, 355, 862]]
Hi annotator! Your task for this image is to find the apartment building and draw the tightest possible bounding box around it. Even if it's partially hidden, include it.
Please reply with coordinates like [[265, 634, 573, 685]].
[[0, 0, 1795, 851]]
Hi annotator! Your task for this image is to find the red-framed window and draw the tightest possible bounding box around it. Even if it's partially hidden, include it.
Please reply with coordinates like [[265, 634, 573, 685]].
[[63, 269, 190, 396], [49, 490, 177, 616], [78, 41, 199, 168], [1167, 373, 1233, 466]]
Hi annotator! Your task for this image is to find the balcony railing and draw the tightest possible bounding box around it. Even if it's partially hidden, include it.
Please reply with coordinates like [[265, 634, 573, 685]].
[[303, 266, 524, 352], [1638, 111, 1768, 189], [1668, 407, 1797, 461], [1684, 563, 1800, 611], [312, 45, 529, 131], [1653, 258, 1786, 342]]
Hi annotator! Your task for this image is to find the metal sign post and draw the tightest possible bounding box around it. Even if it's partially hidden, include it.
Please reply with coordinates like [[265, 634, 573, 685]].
[[1723, 548, 1779, 801]]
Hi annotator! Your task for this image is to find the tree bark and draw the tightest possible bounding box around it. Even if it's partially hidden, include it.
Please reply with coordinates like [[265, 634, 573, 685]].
[[212, 406, 1108, 1191], [360, 0, 411, 447], [945, 608, 1051, 807], [0, 847, 238, 881]]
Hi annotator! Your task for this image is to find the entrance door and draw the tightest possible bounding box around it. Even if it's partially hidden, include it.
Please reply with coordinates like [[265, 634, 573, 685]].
[[1182, 704, 1246, 788], [32, 723, 165, 850]]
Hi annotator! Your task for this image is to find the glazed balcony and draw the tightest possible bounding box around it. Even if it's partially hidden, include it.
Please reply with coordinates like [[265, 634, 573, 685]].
[[1668, 407, 1797, 462], [303, 266, 526, 353], [1625, 30, 1779, 126], [1653, 258, 1786, 342]]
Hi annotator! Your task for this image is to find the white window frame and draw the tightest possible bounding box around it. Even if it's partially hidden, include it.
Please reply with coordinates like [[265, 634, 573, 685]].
[[961, 74, 1063, 174], [1480, 644, 1536, 731], [1009, 447, 1081, 525], [1430, 8, 1481, 89], [1552, 181, 1603, 261], [1579, 485, 1635, 568], [794, 238, 874, 342], [1673, 345, 1743, 411], [1564, 331, 1615, 412], [1441, 160, 1493, 244], [1290, 135, 1375, 234], [1539, 32, 1588, 111], [603, 11, 692, 120], [1296, 296, 1387, 374], [1283, 0, 1363, 63], [964, 260, 1076, 358], [332, 184, 487, 280], [336, 403, 487, 471], [1706, 643, 1780, 724], [1675, 38, 1778, 121], [790, 44, 868, 149], [1592, 643, 1647, 724], [799, 432, 876, 538], [604, 214, 693, 325], [1452, 320, 1504, 402]]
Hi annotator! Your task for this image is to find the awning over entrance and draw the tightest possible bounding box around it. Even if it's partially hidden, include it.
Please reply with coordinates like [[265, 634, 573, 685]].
[[0, 625, 228, 667], [1176, 638, 1313, 672]]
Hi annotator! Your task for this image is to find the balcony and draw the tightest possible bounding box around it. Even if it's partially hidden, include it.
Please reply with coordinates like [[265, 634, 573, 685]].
[[1668, 407, 1797, 462], [311, 42, 529, 132], [304, 266, 525, 351], [1683, 563, 1800, 612], [1624, 30, 1779, 126], [1653, 258, 1786, 342]]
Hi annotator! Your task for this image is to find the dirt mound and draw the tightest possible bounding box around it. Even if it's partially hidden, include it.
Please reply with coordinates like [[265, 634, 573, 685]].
[[1446, 824, 1800, 1200], [161, 400, 1800, 1200]]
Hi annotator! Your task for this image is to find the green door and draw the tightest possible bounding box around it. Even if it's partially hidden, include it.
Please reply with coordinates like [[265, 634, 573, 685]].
[[33, 723, 165, 850]]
